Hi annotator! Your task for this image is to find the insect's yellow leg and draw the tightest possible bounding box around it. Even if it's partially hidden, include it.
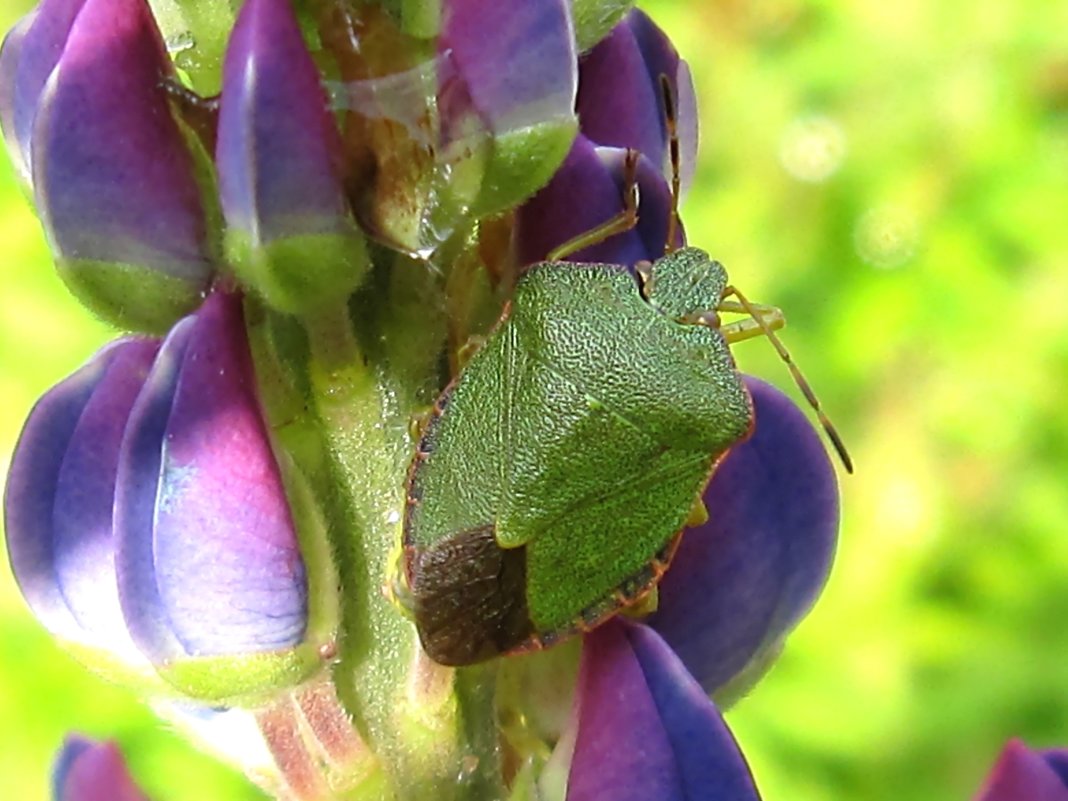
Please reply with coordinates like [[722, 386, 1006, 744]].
[[547, 150, 641, 262], [719, 300, 785, 342], [455, 335, 486, 372], [622, 587, 660, 619], [721, 285, 854, 474], [685, 496, 709, 527], [408, 407, 435, 441], [385, 545, 415, 616]]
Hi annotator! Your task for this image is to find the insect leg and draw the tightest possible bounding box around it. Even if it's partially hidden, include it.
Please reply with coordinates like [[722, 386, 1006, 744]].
[[721, 286, 854, 474], [717, 300, 786, 342], [547, 149, 641, 261], [550, 72, 683, 263]]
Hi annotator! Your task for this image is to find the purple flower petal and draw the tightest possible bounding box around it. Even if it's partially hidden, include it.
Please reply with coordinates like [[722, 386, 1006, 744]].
[[5, 338, 157, 656], [576, 18, 661, 161], [566, 619, 761, 801], [1045, 752, 1068, 789], [514, 137, 680, 267], [0, 0, 89, 183], [439, 0, 576, 139], [52, 735, 150, 801], [31, 0, 212, 329], [974, 740, 1068, 801], [0, 13, 35, 182], [577, 10, 698, 192], [116, 291, 308, 660], [113, 313, 193, 662], [217, 0, 350, 243], [216, 0, 369, 312], [647, 377, 839, 696], [52, 340, 159, 650], [6, 345, 114, 643]]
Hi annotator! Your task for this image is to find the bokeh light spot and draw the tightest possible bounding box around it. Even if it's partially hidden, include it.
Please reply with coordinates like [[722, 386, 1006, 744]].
[[854, 206, 919, 269], [779, 115, 847, 183]]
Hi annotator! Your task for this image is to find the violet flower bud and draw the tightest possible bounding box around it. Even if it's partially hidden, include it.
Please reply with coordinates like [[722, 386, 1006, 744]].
[[437, 0, 579, 217], [0, 0, 86, 185], [5, 337, 161, 684], [559, 619, 762, 801], [973, 740, 1068, 801], [576, 8, 698, 190], [515, 135, 680, 266], [333, 0, 581, 256], [647, 377, 840, 700], [515, 8, 696, 266], [217, 0, 370, 314], [52, 735, 150, 801], [0, 0, 216, 333], [5, 291, 332, 702], [116, 290, 330, 701]]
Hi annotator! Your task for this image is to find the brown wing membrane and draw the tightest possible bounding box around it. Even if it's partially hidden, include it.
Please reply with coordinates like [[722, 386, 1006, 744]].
[[406, 524, 533, 666], [405, 525, 686, 666]]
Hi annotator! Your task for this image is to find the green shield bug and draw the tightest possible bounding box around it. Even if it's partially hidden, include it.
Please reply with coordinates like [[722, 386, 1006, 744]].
[[402, 82, 851, 667]]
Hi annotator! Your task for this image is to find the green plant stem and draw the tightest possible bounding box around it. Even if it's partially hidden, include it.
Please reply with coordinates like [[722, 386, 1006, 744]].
[[247, 258, 506, 799]]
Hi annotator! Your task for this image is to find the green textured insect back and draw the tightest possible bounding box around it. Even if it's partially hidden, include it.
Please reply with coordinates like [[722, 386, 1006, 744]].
[[403, 247, 759, 666]]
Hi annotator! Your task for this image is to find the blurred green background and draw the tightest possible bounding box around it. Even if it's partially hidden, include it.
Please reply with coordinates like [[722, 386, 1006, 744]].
[[1, 0, 1066, 798]]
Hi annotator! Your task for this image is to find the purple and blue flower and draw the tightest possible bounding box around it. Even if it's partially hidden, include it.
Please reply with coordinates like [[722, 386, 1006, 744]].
[[1, 1, 843, 798]]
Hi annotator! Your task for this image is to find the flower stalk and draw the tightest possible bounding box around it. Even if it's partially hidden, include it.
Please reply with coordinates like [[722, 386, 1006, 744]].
[[2, 1, 847, 799], [244, 265, 508, 798]]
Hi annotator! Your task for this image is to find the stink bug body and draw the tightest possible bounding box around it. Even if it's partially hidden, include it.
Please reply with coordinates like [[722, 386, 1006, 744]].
[[404, 248, 782, 666], [402, 78, 850, 667]]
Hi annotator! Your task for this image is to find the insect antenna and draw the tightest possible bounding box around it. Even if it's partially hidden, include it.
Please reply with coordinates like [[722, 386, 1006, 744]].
[[719, 285, 854, 473], [550, 72, 682, 264], [659, 74, 682, 255], [547, 150, 641, 262]]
